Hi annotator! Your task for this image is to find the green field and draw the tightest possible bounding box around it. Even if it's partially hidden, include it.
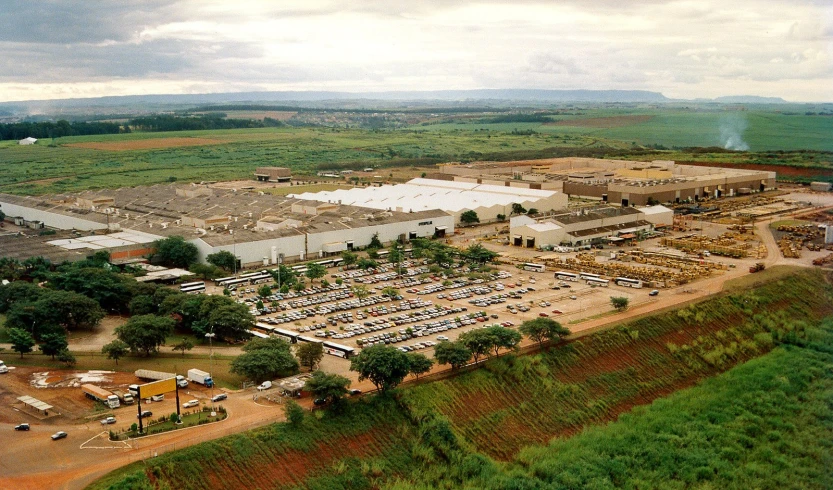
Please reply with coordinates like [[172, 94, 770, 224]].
[[2, 105, 831, 196], [89, 270, 833, 490]]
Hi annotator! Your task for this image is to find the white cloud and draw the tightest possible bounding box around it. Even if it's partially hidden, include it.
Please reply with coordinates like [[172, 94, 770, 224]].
[[0, 0, 831, 102]]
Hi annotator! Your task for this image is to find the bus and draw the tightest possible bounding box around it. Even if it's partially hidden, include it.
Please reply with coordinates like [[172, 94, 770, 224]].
[[376, 250, 390, 259], [522, 263, 546, 273], [331, 257, 344, 267], [214, 275, 236, 286], [298, 335, 323, 344], [586, 278, 610, 287], [291, 265, 308, 275], [555, 271, 579, 282], [614, 277, 643, 289], [579, 272, 601, 280], [220, 277, 250, 289], [255, 323, 300, 344], [180, 282, 206, 294], [247, 329, 270, 339], [322, 341, 356, 359]]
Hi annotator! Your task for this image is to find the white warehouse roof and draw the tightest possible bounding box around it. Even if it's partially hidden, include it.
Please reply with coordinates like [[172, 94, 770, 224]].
[[291, 179, 563, 215]]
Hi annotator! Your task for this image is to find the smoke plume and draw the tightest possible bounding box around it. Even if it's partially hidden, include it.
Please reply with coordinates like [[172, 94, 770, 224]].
[[718, 114, 750, 151]]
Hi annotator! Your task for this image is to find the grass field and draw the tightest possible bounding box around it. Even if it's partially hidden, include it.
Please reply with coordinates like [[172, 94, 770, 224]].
[[90, 270, 833, 490], [2, 106, 830, 196]]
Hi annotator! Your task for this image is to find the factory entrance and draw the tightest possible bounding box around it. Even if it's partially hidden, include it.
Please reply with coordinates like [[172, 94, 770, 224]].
[[513, 235, 522, 246], [621, 198, 629, 207], [526, 237, 536, 248]]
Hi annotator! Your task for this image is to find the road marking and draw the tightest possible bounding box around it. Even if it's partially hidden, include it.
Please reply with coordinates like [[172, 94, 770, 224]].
[[80, 431, 132, 450]]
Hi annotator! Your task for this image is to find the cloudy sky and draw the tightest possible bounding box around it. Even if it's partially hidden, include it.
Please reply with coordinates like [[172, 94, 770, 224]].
[[1, 0, 831, 102]]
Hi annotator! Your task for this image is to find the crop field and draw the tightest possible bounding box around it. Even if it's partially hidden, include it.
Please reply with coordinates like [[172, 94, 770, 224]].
[[89, 398, 416, 490], [91, 270, 833, 490], [63, 137, 228, 151], [400, 270, 833, 460]]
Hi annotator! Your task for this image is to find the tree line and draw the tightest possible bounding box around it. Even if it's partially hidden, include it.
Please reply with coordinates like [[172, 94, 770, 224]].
[[128, 114, 284, 132], [0, 120, 127, 140]]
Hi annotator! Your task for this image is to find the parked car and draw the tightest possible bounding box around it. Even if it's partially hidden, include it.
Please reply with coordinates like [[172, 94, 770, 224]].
[[211, 393, 227, 402], [100, 416, 116, 425], [137, 411, 153, 419], [313, 398, 327, 406], [257, 381, 272, 391], [348, 389, 362, 396], [570, 295, 577, 300], [150, 394, 164, 402], [538, 312, 549, 317], [51, 431, 68, 440], [551, 309, 563, 314], [14, 423, 30, 431], [182, 399, 200, 408], [436, 335, 449, 341], [649, 290, 659, 296]]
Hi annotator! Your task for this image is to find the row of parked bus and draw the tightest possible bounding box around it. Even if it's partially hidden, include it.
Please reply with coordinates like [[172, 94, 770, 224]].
[[213, 258, 349, 289], [554, 271, 643, 289], [251, 322, 356, 358]]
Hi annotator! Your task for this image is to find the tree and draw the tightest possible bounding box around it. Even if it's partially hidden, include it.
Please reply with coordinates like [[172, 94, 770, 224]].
[[6, 290, 106, 338], [198, 295, 254, 341], [305, 263, 326, 283], [230, 337, 299, 383], [462, 243, 498, 265], [296, 342, 324, 371], [39, 333, 68, 360], [496, 214, 506, 222], [381, 286, 400, 298], [48, 266, 135, 313], [357, 258, 378, 270], [341, 251, 358, 268], [257, 285, 272, 297], [101, 340, 130, 365], [349, 344, 410, 393], [458, 329, 495, 363], [129, 295, 156, 316], [206, 250, 237, 271], [389, 247, 405, 270], [527, 208, 538, 216], [285, 400, 304, 426], [115, 314, 175, 356], [9, 328, 35, 358], [352, 285, 371, 300], [434, 341, 471, 370], [511, 203, 527, 215], [611, 296, 630, 311], [188, 263, 224, 280], [269, 265, 297, 287], [0, 281, 44, 313], [406, 352, 434, 379], [304, 371, 351, 403], [57, 349, 76, 367], [480, 326, 521, 357], [171, 338, 194, 357], [369, 232, 383, 249], [518, 317, 571, 348], [460, 210, 480, 225], [152, 236, 199, 269]]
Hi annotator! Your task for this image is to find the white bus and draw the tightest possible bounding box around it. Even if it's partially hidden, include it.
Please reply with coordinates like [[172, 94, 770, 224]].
[[586, 278, 610, 287], [614, 277, 643, 289], [555, 271, 579, 282], [322, 341, 356, 359], [180, 282, 206, 295], [579, 272, 602, 280], [523, 263, 547, 273]]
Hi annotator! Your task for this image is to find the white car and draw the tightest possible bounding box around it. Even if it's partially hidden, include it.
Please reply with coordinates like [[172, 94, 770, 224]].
[[257, 381, 272, 391], [436, 335, 449, 341], [100, 416, 116, 425], [182, 399, 200, 408]]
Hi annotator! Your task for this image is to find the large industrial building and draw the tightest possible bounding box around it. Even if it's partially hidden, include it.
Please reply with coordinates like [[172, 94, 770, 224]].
[[510, 205, 673, 248], [289, 178, 568, 224], [0, 184, 454, 266], [432, 157, 777, 206]]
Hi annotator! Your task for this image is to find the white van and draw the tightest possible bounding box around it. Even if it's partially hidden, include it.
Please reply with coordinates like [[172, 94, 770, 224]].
[[257, 381, 272, 391], [150, 394, 165, 402], [0, 361, 8, 374]]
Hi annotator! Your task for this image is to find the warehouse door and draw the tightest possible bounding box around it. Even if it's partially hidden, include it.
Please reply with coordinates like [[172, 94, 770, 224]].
[[526, 237, 535, 248]]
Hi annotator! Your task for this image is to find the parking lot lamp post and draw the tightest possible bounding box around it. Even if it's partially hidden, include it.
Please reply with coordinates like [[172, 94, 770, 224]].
[[205, 329, 216, 411]]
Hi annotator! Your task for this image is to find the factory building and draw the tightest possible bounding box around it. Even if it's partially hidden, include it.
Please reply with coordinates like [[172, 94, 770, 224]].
[[509, 205, 673, 249], [434, 157, 777, 205], [0, 184, 453, 267], [289, 178, 567, 224]]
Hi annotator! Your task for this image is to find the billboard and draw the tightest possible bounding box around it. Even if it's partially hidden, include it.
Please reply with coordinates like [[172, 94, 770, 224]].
[[137, 378, 176, 398]]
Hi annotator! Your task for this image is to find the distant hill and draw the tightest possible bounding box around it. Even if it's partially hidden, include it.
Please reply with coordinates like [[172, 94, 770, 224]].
[[713, 95, 788, 104], [0, 89, 669, 110]]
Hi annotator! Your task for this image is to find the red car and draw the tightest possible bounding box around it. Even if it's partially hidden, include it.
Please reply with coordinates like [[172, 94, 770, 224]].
[[538, 312, 549, 317], [551, 309, 563, 315]]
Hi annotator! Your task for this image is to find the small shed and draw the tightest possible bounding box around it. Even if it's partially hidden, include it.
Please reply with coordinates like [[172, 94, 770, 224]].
[[18, 137, 38, 145], [17, 395, 53, 415]]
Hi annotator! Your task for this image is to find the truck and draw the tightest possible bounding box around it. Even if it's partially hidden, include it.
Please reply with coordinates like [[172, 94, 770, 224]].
[[187, 368, 214, 387], [749, 263, 766, 273], [112, 390, 134, 405], [81, 384, 120, 409], [175, 375, 188, 388], [134, 369, 176, 381]]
